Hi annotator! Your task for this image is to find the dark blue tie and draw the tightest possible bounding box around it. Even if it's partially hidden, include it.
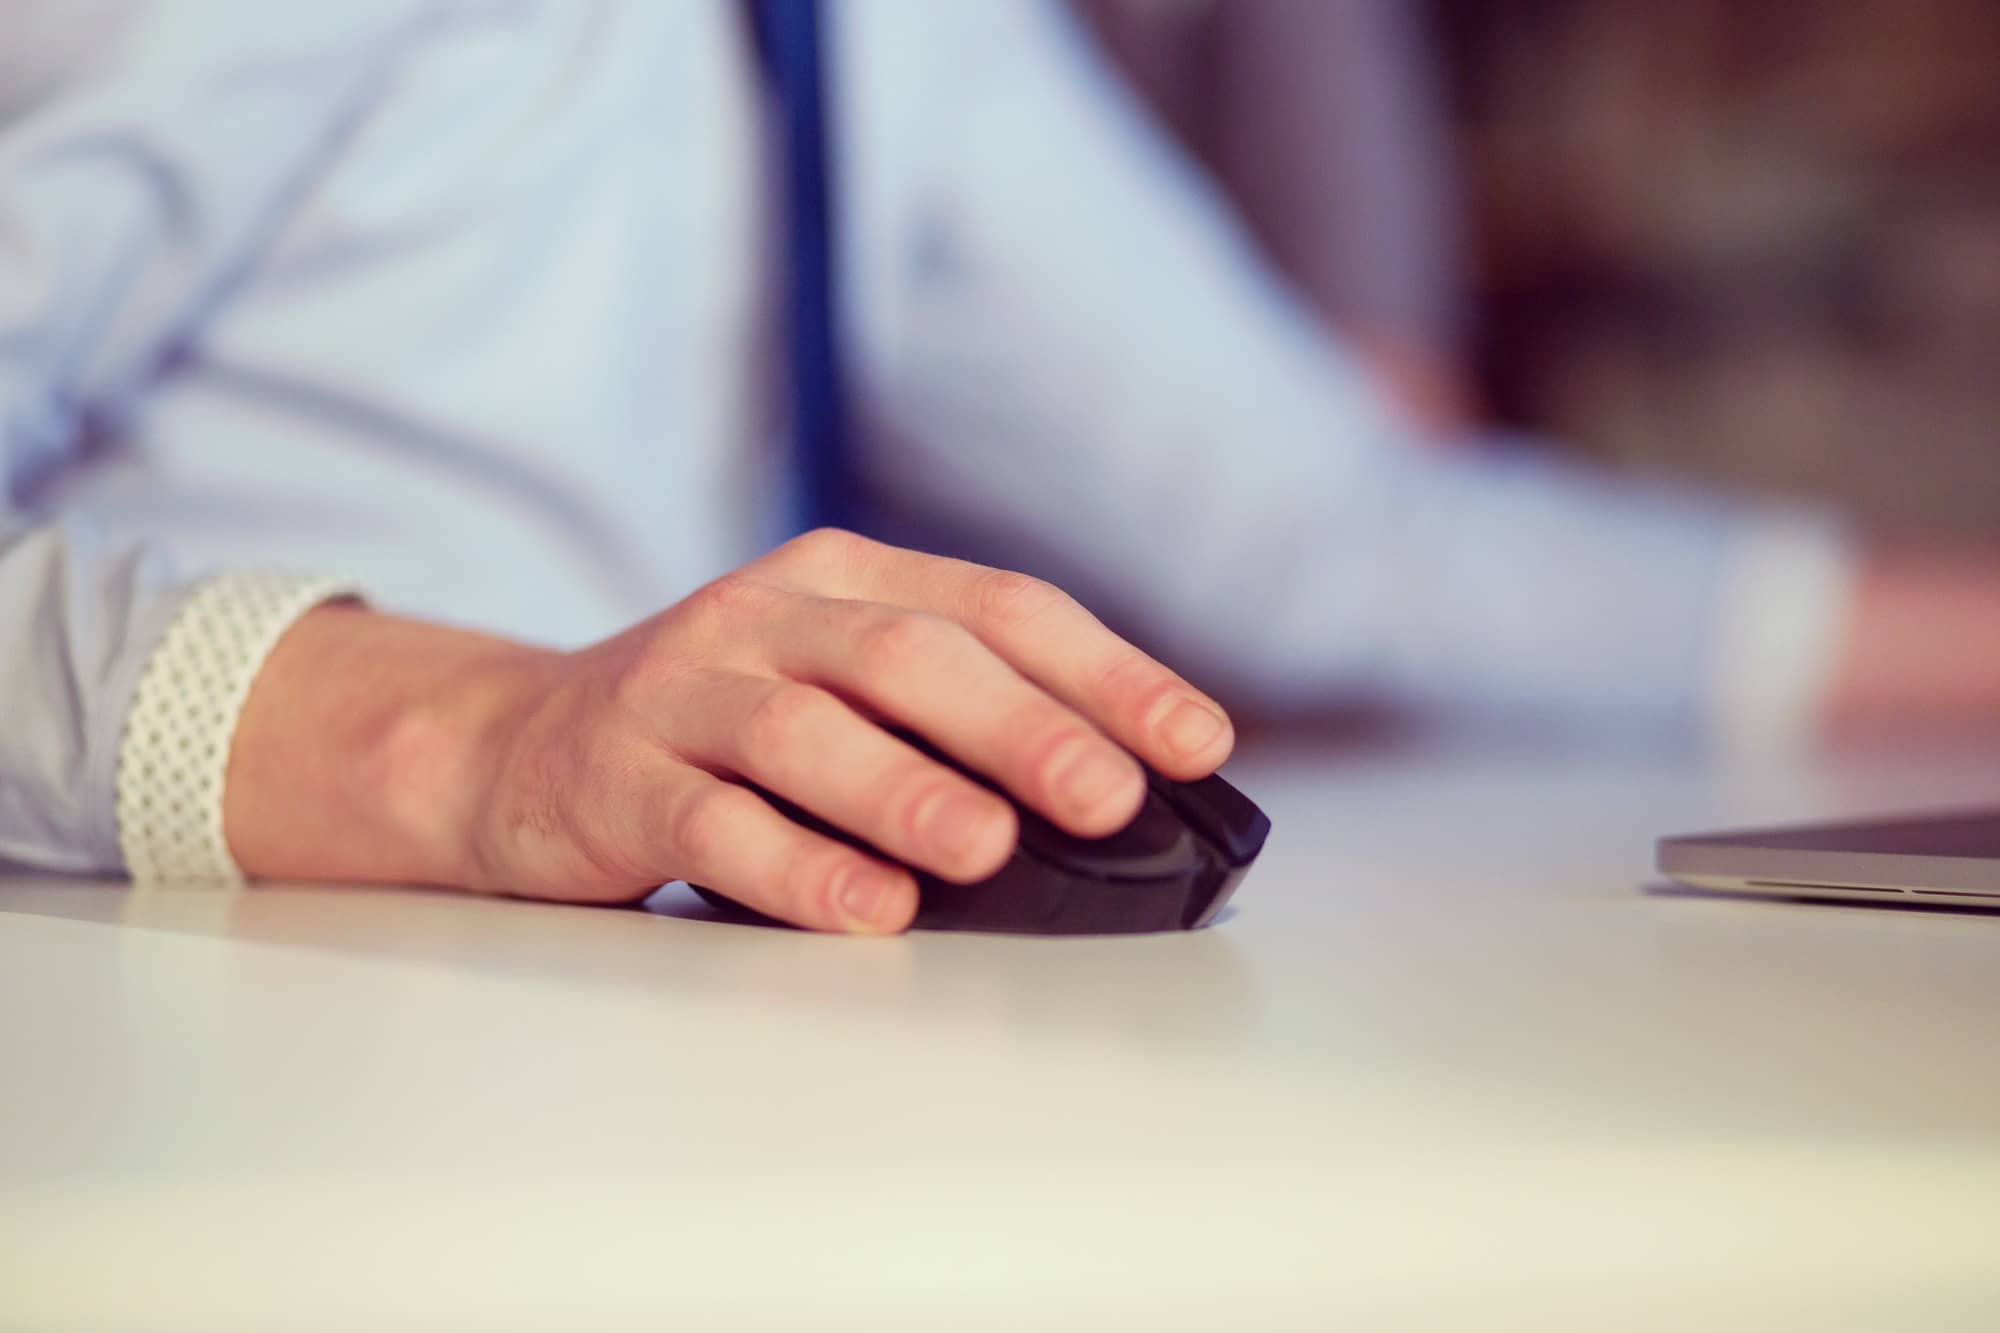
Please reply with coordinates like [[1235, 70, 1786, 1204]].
[[750, 0, 852, 535]]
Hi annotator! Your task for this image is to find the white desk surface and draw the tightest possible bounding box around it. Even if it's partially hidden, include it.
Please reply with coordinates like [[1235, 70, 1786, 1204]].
[[6, 738, 2000, 1331]]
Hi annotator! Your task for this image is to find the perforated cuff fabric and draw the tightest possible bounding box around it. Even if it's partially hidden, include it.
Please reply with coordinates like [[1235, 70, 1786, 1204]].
[[114, 573, 360, 884]]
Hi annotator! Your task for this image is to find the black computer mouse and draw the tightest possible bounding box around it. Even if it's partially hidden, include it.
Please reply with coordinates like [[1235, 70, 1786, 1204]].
[[690, 737, 1270, 935]]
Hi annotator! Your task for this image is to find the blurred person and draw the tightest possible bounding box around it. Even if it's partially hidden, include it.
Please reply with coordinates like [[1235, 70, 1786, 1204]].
[[1076, 0, 1474, 434], [3, 0, 1998, 933]]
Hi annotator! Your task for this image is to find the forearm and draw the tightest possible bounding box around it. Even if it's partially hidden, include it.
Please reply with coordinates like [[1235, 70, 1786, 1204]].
[[223, 602, 561, 889], [844, 15, 1725, 728], [846, 0, 1810, 737]]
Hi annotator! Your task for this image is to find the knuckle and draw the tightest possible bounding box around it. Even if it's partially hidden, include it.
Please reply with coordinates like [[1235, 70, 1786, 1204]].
[[1096, 650, 1179, 718], [740, 682, 833, 766], [780, 843, 853, 922], [852, 608, 948, 681], [970, 569, 1067, 631], [669, 574, 778, 647], [668, 784, 754, 867], [779, 526, 868, 574], [1027, 721, 1104, 791], [889, 771, 957, 846]]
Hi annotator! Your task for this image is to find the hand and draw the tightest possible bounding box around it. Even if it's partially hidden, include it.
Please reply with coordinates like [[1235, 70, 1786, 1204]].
[[1348, 328, 1479, 443], [226, 529, 1235, 933], [1821, 548, 2000, 739]]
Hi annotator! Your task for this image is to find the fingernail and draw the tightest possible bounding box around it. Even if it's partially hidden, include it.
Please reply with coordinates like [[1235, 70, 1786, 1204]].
[[924, 789, 1006, 866], [1060, 746, 1138, 813], [838, 864, 906, 931], [1159, 700, 1225, 758]]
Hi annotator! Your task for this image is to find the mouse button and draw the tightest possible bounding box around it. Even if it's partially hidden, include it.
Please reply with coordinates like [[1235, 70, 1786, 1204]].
[[1013, 791, 1196, 882], [1150, 773, 1270, 867]]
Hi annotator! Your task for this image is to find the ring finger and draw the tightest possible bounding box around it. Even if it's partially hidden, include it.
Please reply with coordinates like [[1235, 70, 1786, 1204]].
[[650, 772, 918, 933], [672, 671, 1020, 884]]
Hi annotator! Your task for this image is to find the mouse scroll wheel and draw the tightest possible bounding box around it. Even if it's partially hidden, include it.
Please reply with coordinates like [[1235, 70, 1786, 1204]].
[[1012, 790, 1198, 881]]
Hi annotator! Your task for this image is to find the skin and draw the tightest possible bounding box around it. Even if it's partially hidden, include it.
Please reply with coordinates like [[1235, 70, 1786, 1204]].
[[1348, 327, 1479, 443], [1822, 549, 2000, 739], [223, 528, 1235, 934], [220, 525, 1999, 933]]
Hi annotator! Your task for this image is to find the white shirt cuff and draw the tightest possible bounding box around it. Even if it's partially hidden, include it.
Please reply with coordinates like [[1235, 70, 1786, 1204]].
[[1704, 514, 1857, 757], [114, 572, 361, 884]]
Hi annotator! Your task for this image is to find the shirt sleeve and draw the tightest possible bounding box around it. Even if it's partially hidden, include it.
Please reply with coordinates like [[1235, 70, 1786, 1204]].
[[0, 2, 417, 875], [115, 572, 359, 883], [1702, 514, 1855, 757], [838, 0, 1855, 740], [0, 517, 353, 877]]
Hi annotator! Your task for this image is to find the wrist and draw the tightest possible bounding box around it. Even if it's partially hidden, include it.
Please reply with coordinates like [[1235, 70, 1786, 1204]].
[[368, 637, 567, 891], [225, 603, 564, 889]]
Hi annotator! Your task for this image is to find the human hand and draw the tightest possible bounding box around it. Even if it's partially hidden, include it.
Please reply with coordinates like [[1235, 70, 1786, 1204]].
[[226, 530, 1235, 933], [1348, 328, 1479, 442], [1821, 548, 2000, 740]]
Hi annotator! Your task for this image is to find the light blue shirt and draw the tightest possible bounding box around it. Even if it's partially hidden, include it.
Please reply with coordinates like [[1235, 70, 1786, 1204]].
[[0, 0, 1840, 873]]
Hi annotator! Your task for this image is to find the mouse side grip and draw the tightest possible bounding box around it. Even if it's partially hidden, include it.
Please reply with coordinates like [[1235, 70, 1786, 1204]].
[[1151, 772, 1271, 867], [686, 771, 1270, 935]]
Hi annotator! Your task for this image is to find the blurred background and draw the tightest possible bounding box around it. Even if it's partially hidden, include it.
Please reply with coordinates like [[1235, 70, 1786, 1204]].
[[1081, 0, 2000, 538], [7, 0, 1996, 760]]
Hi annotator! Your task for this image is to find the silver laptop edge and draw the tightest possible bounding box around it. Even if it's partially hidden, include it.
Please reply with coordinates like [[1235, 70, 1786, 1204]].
[[1658, 811, 2000, 907]]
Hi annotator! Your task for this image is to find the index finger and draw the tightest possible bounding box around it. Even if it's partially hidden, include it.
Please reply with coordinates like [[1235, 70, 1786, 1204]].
[[824, 533, 1235, 780]]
